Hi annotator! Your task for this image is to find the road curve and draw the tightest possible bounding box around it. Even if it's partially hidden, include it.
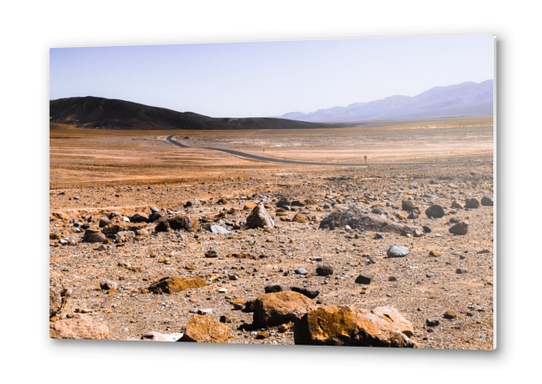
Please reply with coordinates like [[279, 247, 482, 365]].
[[165, 135, 491, 167]]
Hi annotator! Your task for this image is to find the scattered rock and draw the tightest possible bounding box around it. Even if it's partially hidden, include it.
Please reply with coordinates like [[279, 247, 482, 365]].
[[168, 215, 199, 232], [179, 314, 229, 343], [253, 291, 316, 326], [456, 268, 468, 274], [265, 285, 285, 293], [481, 196, 494, 206], [422, 225, 432, 233], [426, 319, 440, 327], [205, 249, 218, 258], [449, 222, 469, 235], [425, 205, 446, 218], [320, 205, 417, 234], [429, 250, 441, 257], [465, 198, 480, 209], [129, 213, 149, 223], [100, 281, 118, 290], [386, 245, 410, 258], [374, 233, 384, 240], [316, 265, 334, 276], [290, 287, 319, 299], [148, 277, 207, 294], [246, 204, 274, 229], [443, 310, 457, 320], [295, 268, 308, 275], [50, 314, 109, 340], [402, 200, 414, 211], [82, 230, 106, 243], [451, 201, 463, 209], [294, 305, 417, 347], [210, 225, 231, 234], [354, 274, 372, 285]]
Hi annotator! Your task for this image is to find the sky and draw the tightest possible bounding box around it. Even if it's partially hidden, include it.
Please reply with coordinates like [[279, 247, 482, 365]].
[[50, 35, 494, 118]]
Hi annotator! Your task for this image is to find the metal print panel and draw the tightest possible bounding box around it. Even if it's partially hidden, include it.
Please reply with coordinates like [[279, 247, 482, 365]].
[[49, 35, 495, 349]]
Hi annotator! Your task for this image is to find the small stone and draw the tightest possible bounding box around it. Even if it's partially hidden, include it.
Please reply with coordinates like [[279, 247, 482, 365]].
[[354, 274, 372, 285], [465, 198, 480, 209], [290, 287, 319, 299], [374, 233, 384, 240], [426, 319, 440, 327], [443, 310, 457, 320], [205, 249, 218, 258], [295, 268, 308, 275], [425, 205, 446, 218], [407, 212, 417, 219], [218, 288, 227, 293], [316, 265, 333, 276], [388, 276, 397, 281], [456, 268, 468, 274], [422, 225, 432, 233], [429, 250, 441, 257], [481, 196, 494, 206], [265, 285, 285, 293], [220, 315, 231, 323], [386, 245, 410, 258], [255, 330, 269, 339], [449, 222, 469, 235]]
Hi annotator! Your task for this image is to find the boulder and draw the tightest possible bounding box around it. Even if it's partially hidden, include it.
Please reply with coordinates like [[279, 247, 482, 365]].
[[148, 277, 207, 294], [294, 305, 417, 347], [253, 291, 316, 326], [50, 314, 109, 340], [449, 222, 469, 235], [246, 204, 274, 229], [319, 205, 417, 234], [465, 198, 480, 209], [481, 196, 494, 206], [425, 205, 446, 218], [354, 274, 372, 285], [179, 315, 229, 343]]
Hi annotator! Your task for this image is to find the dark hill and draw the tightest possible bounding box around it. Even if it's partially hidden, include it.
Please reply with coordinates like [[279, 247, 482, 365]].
[[49, 96, 352, 130]]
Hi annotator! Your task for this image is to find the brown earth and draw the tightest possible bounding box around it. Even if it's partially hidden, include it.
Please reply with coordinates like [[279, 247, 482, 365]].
[[49, 118, 494, 349]]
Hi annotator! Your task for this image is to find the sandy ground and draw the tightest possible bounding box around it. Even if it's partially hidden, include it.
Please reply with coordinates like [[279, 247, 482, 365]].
[[49, 118, 495, 349]]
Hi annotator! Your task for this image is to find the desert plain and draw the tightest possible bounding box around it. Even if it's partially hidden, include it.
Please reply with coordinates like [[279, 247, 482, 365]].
[[49, 116, 495, 349]]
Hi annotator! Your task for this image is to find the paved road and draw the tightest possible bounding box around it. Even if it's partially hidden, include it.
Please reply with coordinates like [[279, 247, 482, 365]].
[[165, 135, 490, 167]]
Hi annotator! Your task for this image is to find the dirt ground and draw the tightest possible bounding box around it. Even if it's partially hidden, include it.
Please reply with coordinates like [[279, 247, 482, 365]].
[[49, 117, 495, 349]]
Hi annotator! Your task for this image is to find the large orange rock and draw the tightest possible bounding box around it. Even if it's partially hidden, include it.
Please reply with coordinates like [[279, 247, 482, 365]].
[[50, 314, 109, 340], [179, 315, 229, 343], [294, 305, 417, 347], [148, 277, 207, 294], [253, 291, 316, 326]]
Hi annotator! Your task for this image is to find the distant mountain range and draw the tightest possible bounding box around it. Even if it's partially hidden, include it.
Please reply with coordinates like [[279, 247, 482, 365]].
[[279, 80, 494, 122], [49, 96, 350, 130]]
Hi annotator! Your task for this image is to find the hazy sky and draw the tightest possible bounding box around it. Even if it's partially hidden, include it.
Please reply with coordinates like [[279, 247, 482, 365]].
[[50, 35, 494, 118]]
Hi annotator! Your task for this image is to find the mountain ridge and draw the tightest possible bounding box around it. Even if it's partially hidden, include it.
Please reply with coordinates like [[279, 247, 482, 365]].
[[279, 80, 493, 122], [49, 96, 352, 130]]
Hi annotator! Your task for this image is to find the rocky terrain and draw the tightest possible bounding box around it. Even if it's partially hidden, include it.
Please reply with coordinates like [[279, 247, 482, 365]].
[[49, 162, 494, 350]]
